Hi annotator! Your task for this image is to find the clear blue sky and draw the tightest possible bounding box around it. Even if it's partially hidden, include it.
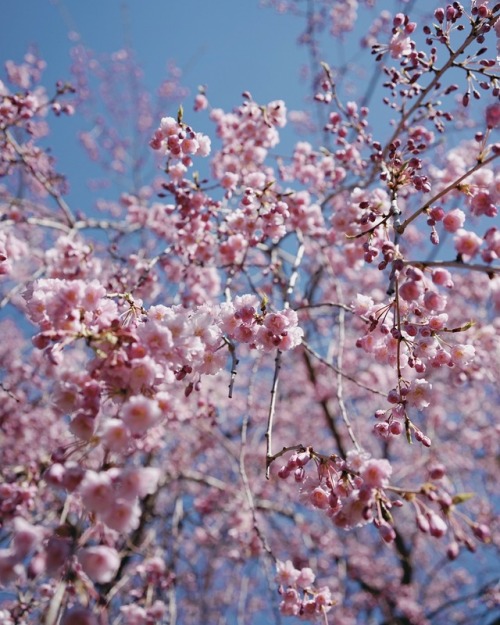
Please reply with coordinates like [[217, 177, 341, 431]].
[[1, 1, 310, 111], [1, 0, 325, 208]]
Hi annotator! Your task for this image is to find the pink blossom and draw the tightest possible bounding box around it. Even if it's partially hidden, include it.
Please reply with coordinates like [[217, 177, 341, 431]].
[[360, 458, 393, 488], [193, 93, 208, 111], [314, 586, 333, 608], [428, 313, 448, 331], [115, 467, 160, 500], [454, 228, 482, 258], [276, 559, 300, 586], [414, 336, 438, 360], [100, 418, 131, 452], [69, 412, 96, 441], [389, 32, 412, 58], [379, 521, 396, 543], [431, 348, 452, 367], [450, 343, 475, 366], [399, 280, 423, 302], [431, 269, 454, 288], [267, 100, 287, 127], [352, 294, 375, 316], [121, 396, 161, 435], [195, 133, 211, 156], [470, 191, 497, 217], [12, 517, 44, 558], [428, 512, 447, 538], [310, 486, 330, 509], [442, 208, 466, 233], [406, 378, 432, 409], [102, 498, 141, 532], [424, 290, 447, 312], [79, 545, 120, 583], [80, 470, 113, 513], [296, 566, 316, 588]]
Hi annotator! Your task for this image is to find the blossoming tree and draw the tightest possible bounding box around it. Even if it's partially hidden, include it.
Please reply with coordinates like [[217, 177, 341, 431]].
[[1, 1, 499, 624]]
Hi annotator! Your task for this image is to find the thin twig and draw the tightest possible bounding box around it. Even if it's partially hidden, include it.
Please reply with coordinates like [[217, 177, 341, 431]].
[[387, 191, 402, 296], [265, 349, 282, 479], [295, 301, 354, 314], [265, 236, 305, 477], [302, 341, 387, 397], [5, 130, 76, 227], [0, 266, 45, 310], [240, 409, 275, 559], [166, 469, 228, 492], [266, 444, 308, 469], [405, 258, 500, 276], [397, 152, 499, 233], [44, 580, 66, 625], [223, 337, 239, 398], [302, 349, 346, 455], [335, 282, 361, 452]]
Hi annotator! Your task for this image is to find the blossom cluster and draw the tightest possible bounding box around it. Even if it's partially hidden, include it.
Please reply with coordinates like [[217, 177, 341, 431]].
[[149, 114, 211, 175], [276, 559, 334, 619], [210, 96, 287, 190], [278, 449, 395, 538]]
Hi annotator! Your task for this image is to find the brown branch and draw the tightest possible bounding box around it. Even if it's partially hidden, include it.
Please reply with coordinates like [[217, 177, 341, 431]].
[[397, 151, 499, 233], [302, 349, 346, 456], [302, 341, 387, 397], [5, 130, 76, 227], [382, 16, 496, 162], [405, 258, 500, 277]]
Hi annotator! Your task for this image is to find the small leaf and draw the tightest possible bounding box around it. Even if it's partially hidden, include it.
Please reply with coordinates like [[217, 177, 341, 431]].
[[452, 492, 474, 504]]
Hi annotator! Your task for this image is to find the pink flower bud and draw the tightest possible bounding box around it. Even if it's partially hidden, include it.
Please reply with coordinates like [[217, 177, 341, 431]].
[[447, 542, 460, 560], [278, 466, 290, 479], [416, 514, 430, 533], [379, 522, 396, 543], [428, 512, 447, 538], [428, 463, 446, 480], [389, 420, 403, 435], [472, 523, 491, 543]]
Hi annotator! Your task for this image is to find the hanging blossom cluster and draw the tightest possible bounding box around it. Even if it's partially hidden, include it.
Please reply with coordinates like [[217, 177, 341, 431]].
[[276, 446, 491, 562]]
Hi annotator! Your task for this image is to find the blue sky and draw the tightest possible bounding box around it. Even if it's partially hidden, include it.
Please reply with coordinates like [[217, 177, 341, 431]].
[[1, 0, 325, 208], [1, 1, 309, 111]]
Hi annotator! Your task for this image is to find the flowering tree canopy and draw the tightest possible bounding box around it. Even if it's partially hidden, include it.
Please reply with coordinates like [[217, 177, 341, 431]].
[[1, 1, 499, 624]]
